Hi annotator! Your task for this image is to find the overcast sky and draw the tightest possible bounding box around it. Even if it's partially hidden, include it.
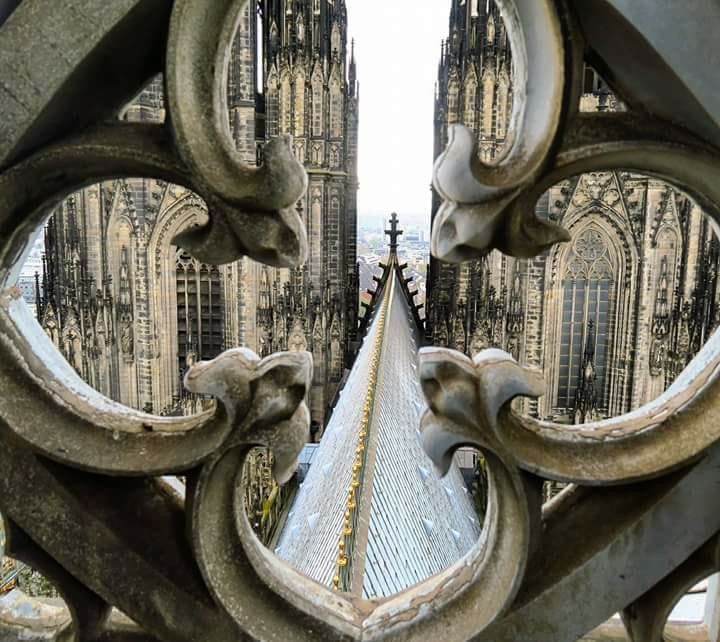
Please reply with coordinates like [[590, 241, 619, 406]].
[[347, 1, 452, 230]]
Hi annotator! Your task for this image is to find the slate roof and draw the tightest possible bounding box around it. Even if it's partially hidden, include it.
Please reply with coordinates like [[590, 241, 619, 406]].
[[275, 263, 481, 598]]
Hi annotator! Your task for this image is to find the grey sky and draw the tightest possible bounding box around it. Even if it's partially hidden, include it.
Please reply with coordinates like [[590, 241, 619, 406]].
[[347, 1, 452, 231]]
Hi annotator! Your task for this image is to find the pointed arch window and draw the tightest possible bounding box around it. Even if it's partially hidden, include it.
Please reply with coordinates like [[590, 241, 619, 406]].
[[481, 72, 495, 138], [464, 77, 478, 131], [653, 228, 679, 326], [280, 75, 292, 134], [294, 71, 306, 136], [496, 72, 510, 140], [655, 228, 679, 274], [649, 227, 679, 378], [176, 249, 225, 373], [311, 73, 324, 137], [557, 228, 616, 414], [329, 76, 343, 138], [265, 71, 279, 137], [447, 79, 460, 125]]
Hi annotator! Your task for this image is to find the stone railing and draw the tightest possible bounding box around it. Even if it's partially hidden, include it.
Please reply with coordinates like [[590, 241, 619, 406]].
[[1, 1, 720, 640]]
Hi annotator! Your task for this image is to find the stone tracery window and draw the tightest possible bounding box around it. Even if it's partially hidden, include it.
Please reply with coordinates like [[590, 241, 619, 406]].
[[447, 78, 460, 124], [481, 71, 495, 138], [311, 72, 324, 137], [464, 76, 478, 131], [294, 70, 306, 136], [175, 249, 225, 373], [496, 72, 510, 140], [329, 76, 343, 138], [557, 227, 615, 414], [265, 70, 279, 136], [280, 74, 292, 134]]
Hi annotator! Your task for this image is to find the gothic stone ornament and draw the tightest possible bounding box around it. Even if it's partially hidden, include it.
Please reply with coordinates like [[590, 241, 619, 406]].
[[419, 347, 720, 641], [167, 0, 309, 267], [0, 0, 308, 275], [432, 125, 572, 262], [184, 348, 312, 485], [0, 346, 313, 641], [4, 0, 720, 640], [431, 0, 720, 266], [416, 347, 545, 638], [431, 0, 573, 262], [421, 313, 720, 486]]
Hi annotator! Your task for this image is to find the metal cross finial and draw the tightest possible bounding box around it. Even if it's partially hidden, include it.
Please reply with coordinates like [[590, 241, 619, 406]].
[[385, 212, 403, 256]]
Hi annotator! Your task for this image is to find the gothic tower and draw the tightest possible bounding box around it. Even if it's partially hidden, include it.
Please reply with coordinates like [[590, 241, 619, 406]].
[[426, 0, 511, 351], [253, 0, 360, 426]]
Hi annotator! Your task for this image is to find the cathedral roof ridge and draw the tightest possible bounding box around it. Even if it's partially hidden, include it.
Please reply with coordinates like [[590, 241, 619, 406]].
[[275, 262, 480, 597]]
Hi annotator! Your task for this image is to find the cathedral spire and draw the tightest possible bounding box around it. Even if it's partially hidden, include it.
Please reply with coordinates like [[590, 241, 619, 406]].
[[348, 37, 357, 98]]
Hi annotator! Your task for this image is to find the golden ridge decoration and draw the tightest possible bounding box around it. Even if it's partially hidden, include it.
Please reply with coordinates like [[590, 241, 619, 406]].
[[332, 269, 392, 592]]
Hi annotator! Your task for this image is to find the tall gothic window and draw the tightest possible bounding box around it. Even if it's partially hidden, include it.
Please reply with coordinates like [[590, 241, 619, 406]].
[[311, 73, 324, 137], [280, 75, 292, 134], [496, 72, 510, 139], [294, 70, 305, 136], [557, 228, 615, 414], [464, 76, 477, 131], [329, 77, 343, 138], [176, 249, 225, 372], [265, 71, 279, 136], [447, 78, 460, 124], [481, 71, 495, 138], [280, 76, 292, 134]]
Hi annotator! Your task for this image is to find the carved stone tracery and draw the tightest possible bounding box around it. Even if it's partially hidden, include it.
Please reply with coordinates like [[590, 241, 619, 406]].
[[2, 0, 720, 641]]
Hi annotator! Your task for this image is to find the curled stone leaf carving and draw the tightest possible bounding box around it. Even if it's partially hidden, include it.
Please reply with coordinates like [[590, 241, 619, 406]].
[[3, 0, 720, 640], [419, 347, 545, 472], [411, 348, 545, 639], [432, 126, 572, 261], [184, 348, 313, 484], [431, 0, 572, 262], [420, 328, 720, 486], [418, 349, 720, 642], [167, 0, 309, 267]]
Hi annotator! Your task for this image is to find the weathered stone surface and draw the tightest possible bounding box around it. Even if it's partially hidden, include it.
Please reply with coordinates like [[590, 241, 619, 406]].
[[2, 0, 720, 640]]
